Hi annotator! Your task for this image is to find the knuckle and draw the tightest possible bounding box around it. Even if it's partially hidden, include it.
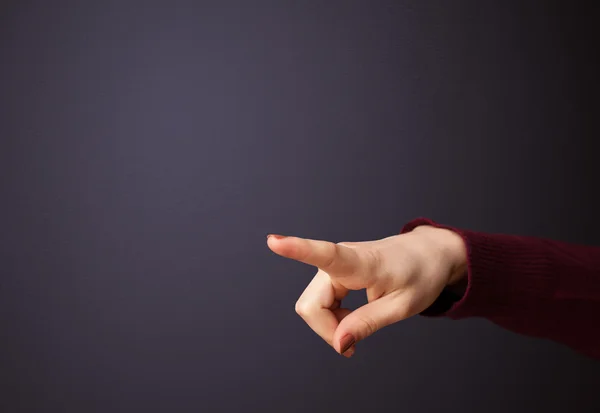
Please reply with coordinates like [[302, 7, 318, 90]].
[[362, 249, 383, 283], [365, 248, 383, 271], [322, 243, 339, 269], [294, 299, 312, 317], [357, 314, 379, 337]]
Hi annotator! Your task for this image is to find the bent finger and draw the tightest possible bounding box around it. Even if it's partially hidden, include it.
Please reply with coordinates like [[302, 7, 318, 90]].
[[295, 270, 348, 347]]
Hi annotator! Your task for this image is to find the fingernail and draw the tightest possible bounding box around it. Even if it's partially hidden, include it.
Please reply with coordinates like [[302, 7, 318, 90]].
[[267, 234, 286, 240], [343, 346, 355, 358], [339, 334, 356, 354]]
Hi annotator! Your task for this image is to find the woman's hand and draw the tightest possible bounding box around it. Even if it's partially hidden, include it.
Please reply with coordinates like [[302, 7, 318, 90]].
[[267, 225, 467, 357]]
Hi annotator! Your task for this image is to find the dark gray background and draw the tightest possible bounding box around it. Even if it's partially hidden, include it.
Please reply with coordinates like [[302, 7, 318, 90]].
[[1, 1, 598, 412]]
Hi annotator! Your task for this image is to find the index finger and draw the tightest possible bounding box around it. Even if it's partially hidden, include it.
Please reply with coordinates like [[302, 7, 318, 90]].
[[267, 234, 361, 275]]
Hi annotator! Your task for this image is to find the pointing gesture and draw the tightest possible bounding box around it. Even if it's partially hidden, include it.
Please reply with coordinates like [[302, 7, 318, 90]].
[[267, 226, 468, 357]]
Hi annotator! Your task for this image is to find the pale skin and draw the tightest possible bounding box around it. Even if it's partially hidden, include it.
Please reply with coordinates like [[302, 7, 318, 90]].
[[267, 225, 468, 358]]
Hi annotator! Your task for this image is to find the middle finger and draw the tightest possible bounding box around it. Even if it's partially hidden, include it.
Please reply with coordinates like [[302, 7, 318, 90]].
[[295, 270, 348, 347]]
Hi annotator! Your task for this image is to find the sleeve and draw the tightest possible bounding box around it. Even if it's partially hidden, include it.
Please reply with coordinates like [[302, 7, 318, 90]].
[[401, 218, 600, 360]]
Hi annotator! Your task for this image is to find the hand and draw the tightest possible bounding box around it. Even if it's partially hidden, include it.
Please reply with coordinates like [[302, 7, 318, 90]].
[[267, 225, 467, 357]]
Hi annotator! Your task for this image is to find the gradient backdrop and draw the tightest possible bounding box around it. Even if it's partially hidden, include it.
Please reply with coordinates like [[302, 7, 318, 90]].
[[1, 1, 598, 412]]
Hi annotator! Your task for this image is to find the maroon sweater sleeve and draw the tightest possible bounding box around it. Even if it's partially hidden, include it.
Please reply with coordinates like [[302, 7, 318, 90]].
[[401, 218, 600, 360]]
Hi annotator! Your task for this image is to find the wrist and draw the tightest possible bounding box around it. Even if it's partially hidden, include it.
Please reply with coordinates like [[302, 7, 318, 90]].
[[412, 225, 468, 286]]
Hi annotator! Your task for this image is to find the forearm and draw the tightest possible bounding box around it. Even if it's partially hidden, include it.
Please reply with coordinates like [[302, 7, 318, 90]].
[[403, 218, 600, 359]]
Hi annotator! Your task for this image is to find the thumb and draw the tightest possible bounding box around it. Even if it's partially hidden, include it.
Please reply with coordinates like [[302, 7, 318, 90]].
[[333, 294, 409, 354]]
